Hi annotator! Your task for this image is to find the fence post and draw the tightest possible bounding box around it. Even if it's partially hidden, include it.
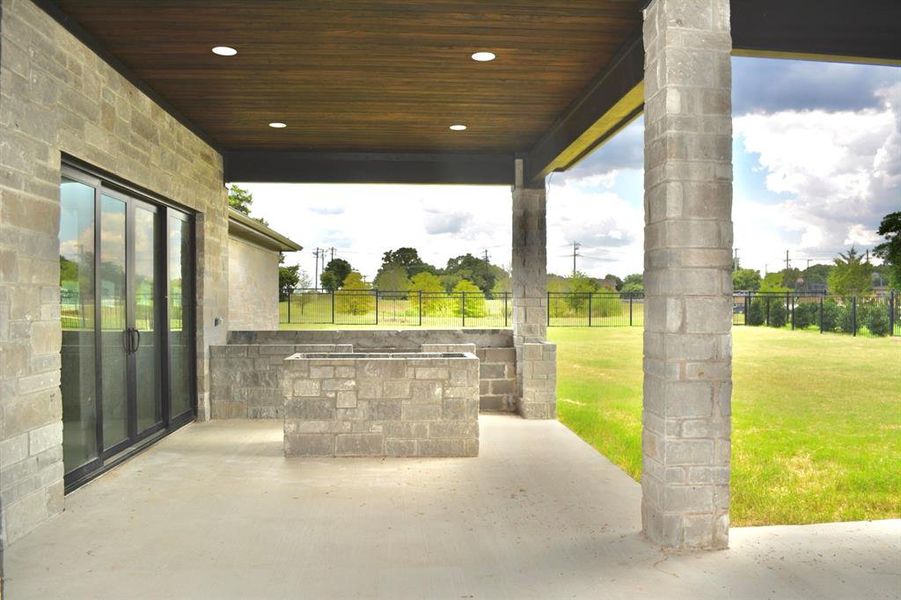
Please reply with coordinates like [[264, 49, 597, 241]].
[[744, 292, 750, 326], [852, 296, 857, 336], [765, 296, 770, 326], [547, 292, 551, 327], [331, 291, 335, 324], [890, 290, 895, 336], [504, 292, 508, 328], [419, 291, 423, 327], [461, 292, 466, 327], [629, 294, 634, 327], [375, 290, 379, 325], [287, 291, 291, 324], [588, 292, 593, 327], [819, 296, 824, 334]]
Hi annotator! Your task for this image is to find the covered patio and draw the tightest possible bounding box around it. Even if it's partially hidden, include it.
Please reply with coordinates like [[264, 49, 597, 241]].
[[1, 0, 900, 595], [6, 415, 899, 598]]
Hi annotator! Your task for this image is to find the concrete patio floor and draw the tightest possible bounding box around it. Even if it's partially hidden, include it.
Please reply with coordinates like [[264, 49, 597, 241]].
[[6, 415, 900, 599]]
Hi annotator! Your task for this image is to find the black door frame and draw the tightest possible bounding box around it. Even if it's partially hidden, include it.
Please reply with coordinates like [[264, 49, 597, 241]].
[[61, 160, 198, 492]]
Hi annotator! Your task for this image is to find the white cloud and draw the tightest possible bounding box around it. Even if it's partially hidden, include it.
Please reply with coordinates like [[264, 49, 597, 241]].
[[733, 84, 900, 271], [547, 175, 644, 277]]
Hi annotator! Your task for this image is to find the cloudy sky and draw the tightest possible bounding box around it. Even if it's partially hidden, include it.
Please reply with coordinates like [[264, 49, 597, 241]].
[[242, 57, 901, 283]]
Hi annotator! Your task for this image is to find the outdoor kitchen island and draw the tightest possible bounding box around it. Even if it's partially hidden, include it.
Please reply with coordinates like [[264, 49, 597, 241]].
[[282, 352, 480, 457]]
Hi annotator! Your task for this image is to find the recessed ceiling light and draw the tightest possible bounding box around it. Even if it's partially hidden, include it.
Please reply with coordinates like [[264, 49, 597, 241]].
[[268, 122, 287, 128], [449, 124, 467, 131], [471, 51, 496, 62], [211, 46, 237, 56]]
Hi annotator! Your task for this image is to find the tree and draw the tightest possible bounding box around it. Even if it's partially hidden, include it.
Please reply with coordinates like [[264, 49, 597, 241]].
[[603, 274, 623, 291], [409, 271, 448, 315], [443, 254, 496, 295], [732, 268, 761, 292], [379, 247, 435, 279], [335, 271, 374, 315], [874, 211, 901, 288], [278, 255, 309, 301], [320, 258, 352, 291], [374, 264, 411, 294], [802, 264, 832, 286], [827, 246, 873, 297], [759, 272, 789, 293], [227, 184, 254, 215], [453, 279, 487, 317], [621, 273, 644, 293]]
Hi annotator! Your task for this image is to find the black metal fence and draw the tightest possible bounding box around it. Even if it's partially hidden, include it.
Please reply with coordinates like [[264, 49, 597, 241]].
[[732, 291, 898, 337], [281, 288, 898, 336], [280, 289, 645, 328]]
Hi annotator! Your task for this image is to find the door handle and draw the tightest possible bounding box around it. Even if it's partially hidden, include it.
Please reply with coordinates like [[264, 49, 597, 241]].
[[133, 328, 142, 353]]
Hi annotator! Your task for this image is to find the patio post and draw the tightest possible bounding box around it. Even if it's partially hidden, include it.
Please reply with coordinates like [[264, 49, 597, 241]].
[[641, 0, 733, 549], [512, 159, 556, 419]]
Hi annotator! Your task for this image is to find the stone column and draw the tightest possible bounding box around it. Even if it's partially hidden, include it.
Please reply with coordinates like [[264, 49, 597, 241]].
[[511, 160, 555, 419], [641, 0, 733, 549]]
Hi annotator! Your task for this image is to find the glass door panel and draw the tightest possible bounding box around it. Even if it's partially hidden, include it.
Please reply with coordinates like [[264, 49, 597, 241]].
[[100, 195, 129, 449], [133, 203, 162, 434], [168, 214, 194, 417], [60, 179, 98, 473]]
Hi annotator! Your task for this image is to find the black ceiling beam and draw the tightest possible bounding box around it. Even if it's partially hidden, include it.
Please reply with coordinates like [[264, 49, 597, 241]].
[[731, 0, 901, 65], [524, 35, 645, 185], [224, 151, 514, 186]]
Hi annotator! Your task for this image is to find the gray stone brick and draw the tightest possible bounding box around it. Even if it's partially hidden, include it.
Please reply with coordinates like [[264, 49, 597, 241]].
[[335, 434, 384, 456]]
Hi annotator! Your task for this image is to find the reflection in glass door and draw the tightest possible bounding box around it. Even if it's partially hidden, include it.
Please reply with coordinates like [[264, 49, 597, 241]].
[[132, 201, 162, 435], [60, 178, 99, 473], [168, 213, 195, 420], [59, 165, 195, 489], [100, 194, 129, 451]]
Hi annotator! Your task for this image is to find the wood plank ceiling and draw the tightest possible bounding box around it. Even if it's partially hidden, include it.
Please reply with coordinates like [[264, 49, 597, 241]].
[[50, 0, 643, 155]]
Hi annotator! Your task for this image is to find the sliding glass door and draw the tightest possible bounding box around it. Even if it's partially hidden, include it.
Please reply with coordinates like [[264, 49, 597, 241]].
[[60, 165, 195, 489]]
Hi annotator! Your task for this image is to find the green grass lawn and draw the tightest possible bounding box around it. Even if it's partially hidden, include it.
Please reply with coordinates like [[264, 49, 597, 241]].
[[549, 326, 901, 526]]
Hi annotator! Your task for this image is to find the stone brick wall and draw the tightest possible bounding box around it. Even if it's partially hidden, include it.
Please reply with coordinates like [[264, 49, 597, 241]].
[[641, 0, 733, 550], [518, 342, 557, 419], [0, 0, 228, 546], [282, 353, 479, 457], [210, 344, 352, 418], [421, 343, 515, 412], [228, 236, 279, 331], [229, 328, 513, 351]]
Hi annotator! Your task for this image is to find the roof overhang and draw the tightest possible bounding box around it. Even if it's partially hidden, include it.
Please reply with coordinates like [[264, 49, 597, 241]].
[[228, 209, 302, 253]]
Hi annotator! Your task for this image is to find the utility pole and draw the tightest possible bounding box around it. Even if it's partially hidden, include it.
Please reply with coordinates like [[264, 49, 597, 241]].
[[572, 242, 581, 277], [806, 259, 811, 270], [733, 248, 740, 270], [482, 249, 490, 262], [764, 264, 768, 276], [865, 249, 870, 263], [785, 250, 791, 272], [313, 248, 322, 291], [330, 247, 335, 262]]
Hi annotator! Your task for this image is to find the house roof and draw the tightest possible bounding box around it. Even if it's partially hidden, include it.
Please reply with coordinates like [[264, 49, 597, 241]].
[[227, 209, 302, 253]]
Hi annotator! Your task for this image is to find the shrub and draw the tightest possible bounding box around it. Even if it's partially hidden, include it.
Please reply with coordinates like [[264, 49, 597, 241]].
[[820, 300, 845, 332], [452, 280, 487, 318], [768, 298, 788, 328], [590, 294, 624, 318], [747, 298, 765, 326], [793, 301, 819, 329], [862, 302, 891, 336], [839, 302, 856, 333]]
